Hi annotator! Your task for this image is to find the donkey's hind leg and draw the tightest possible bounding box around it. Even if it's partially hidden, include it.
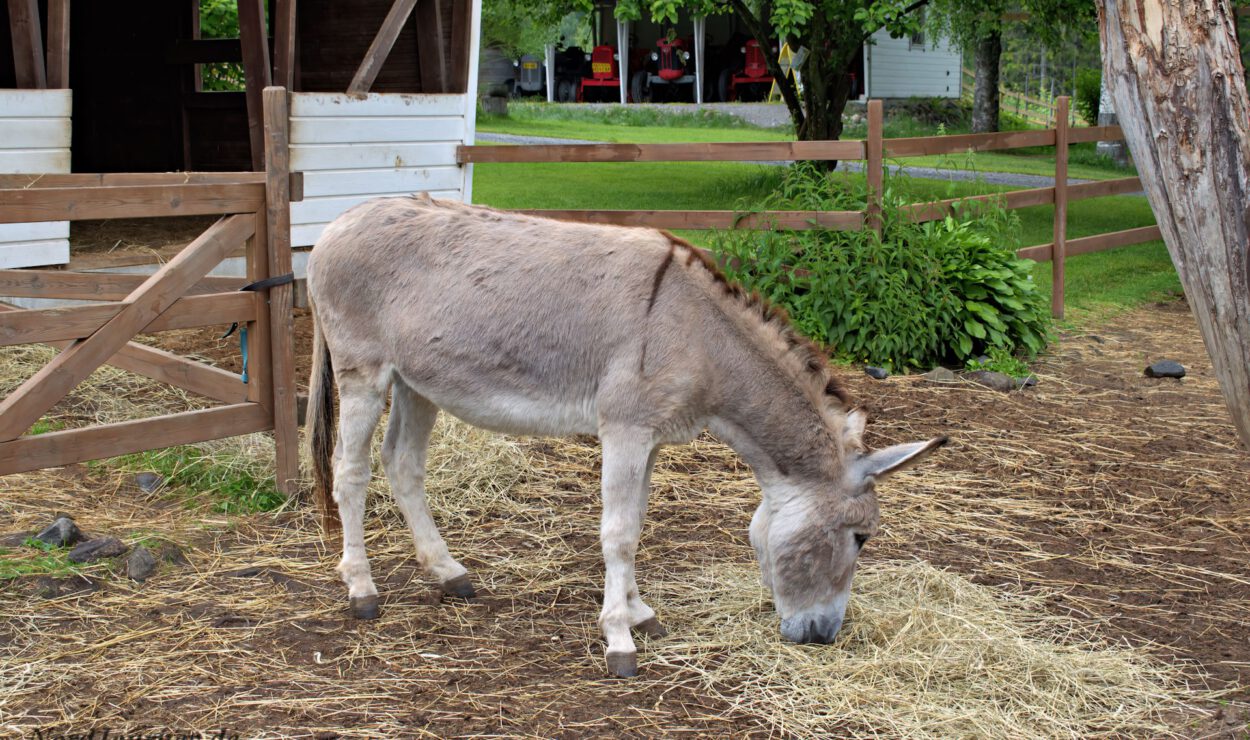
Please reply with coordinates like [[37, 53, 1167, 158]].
[[382, 380, 474, 599], [333, 369, 388, 619]]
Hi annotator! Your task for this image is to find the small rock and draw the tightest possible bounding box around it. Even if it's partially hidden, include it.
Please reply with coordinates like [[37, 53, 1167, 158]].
[[34, 574, 99, 599], [864, 366, 889, 380], [1017, 374, 1039, 389], [229, 566, 264, 578], [156, 542, 188, 567], [923, 367, 958, 383], [975, 354, 990, 365], [126, 546, 158, 582], [966, 370, 1017, 392], [134, 472, 165, 493], [67, 536, 127, 564], [1086, 334, 1105, 344], [34, 516, 83, 548], [1144, 360, 1186, 379]]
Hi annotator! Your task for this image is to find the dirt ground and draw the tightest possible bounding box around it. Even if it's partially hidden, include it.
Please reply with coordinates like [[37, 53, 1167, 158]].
[[2, 292, 1249, 737]]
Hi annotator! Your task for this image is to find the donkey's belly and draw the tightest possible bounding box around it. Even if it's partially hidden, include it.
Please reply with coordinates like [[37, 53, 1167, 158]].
[[406, 379, 600, 437]]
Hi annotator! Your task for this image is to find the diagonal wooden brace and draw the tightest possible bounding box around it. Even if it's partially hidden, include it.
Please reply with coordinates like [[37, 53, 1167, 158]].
[[0, 214, 254, 441]]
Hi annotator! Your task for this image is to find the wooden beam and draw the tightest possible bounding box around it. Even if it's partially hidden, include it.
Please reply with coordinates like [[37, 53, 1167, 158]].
[[415, 0, 448, 92], [513, 209, 864, 231], [1067, 125, 1123, 144], [45, 0, 69, 88], [449, 0, 471, 91], [0, 215, 254, 441], [347, 0, 420, 95], [901, 186, 1055, 223], [1066, 176, 1142, 201], [1015, 225, 1162, 262], [0, 172, 302, 200], [0, 403, 272, 476], [7, 0, 46, 88], [0, 301, 246, 404], [884, 129, 1055, 157], [263, 86, 300, 496], [273, 0, 298, 90], [866, 100, 884, 235], [237, 0, 273, 171], [457, 140, 867, 164], [0, 293, 257, 346], [0, 269, 244, 301], [0, 183, 266, 224]]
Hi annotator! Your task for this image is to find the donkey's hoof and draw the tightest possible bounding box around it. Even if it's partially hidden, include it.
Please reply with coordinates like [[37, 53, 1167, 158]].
[[349, 594, 380, 620], [605, 651, 638, 678], [633, 616, 668, 638], [440, 574, 477, 600]]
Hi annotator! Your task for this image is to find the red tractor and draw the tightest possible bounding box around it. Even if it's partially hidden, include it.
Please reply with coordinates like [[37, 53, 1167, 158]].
[[630, 37, 695, 103], [578, 45, 623, 102], [717, 39, 774, 102]]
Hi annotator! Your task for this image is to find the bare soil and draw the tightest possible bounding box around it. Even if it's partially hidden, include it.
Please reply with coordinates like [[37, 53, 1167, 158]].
[[2, 296, 1248, 737]]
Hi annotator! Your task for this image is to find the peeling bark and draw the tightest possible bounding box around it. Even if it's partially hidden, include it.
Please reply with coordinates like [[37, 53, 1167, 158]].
[[1099, 0, 1250, 447]]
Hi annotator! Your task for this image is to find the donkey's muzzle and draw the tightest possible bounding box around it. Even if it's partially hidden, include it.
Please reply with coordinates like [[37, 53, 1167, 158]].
[[780, 614, 843, 644]]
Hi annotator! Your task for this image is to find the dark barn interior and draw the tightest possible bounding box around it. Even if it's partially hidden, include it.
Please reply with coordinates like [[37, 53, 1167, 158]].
[[1, 0, 473, 173]]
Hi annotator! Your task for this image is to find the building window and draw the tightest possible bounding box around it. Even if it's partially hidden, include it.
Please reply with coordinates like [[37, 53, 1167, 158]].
[[909, 9, 926, 50]]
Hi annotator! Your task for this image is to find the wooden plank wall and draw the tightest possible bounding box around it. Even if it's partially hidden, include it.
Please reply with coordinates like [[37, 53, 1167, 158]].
[[288, 92, 472, 246], [0, 90, 71, 268]]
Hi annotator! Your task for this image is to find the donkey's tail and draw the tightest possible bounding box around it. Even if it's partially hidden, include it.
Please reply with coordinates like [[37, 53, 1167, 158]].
[[307, 300, 341, 533]]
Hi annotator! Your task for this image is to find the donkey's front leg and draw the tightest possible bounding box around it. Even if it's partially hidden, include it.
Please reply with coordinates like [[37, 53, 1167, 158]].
[[598, 428, 661, 677]]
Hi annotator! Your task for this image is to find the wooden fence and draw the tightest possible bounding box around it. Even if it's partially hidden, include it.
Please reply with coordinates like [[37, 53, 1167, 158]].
[[960, 68, 1081, 127], [458, 96, 1157, 320], [0, 87, 300, 493]]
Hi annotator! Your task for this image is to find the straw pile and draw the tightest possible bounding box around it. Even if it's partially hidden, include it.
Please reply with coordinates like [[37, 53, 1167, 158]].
[[1, 303, 1245, 737]]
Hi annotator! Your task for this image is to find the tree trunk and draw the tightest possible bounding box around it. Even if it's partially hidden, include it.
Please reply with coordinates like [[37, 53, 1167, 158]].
[[972, 30, 1002, 133], [1099, 0, 1250, 448]]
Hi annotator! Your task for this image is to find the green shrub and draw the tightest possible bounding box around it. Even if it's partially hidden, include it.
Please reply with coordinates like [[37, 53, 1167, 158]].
[[709, 164, 1050, 372], [1074, 68, 1102, 125]]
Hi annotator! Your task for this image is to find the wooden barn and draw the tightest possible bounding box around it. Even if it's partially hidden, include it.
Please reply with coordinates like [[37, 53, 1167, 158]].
[[0, 0, 483, 265]]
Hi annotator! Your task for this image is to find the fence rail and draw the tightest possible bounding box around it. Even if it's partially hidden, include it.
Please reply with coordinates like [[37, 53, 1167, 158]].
[[458, 96, 1154, 319]]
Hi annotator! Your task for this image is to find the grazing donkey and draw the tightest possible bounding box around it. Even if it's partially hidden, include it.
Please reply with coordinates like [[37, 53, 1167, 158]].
[[306, 194, 946, 677]]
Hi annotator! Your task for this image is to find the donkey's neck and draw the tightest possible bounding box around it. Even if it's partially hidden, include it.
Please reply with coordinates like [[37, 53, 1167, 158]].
[[705, 348, 840, 483]]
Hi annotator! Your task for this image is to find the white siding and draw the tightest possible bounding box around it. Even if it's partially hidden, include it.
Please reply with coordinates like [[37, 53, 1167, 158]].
[[0, 90, 71, 268], [865, 30, 961, 99], [288, 92, 474, 248]]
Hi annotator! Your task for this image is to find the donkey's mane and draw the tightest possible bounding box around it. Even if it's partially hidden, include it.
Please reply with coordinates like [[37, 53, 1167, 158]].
[[658, 231, 849, 409], [410, 194, 848, 409]]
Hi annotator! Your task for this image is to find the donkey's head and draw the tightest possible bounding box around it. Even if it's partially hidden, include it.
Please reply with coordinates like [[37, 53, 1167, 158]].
[[749, 409, 946, 644]]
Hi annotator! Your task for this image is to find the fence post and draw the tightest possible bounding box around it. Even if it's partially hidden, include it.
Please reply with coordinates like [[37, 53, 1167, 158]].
[[263, 86, 300, 497], [866, 99, 884, 236], [1052, 95, 1069, 319]]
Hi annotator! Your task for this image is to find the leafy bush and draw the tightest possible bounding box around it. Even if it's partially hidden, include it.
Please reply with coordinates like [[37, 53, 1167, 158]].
[[709, 164, 1049, 371], [1074, 68, 1102, 125]]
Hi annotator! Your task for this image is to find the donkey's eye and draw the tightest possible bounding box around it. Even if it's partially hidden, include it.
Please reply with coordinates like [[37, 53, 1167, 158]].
[[853, 533, 869, 551]]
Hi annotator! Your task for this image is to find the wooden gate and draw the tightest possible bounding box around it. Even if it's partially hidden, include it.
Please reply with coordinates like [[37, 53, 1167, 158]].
[[0, 87, 300, 495]]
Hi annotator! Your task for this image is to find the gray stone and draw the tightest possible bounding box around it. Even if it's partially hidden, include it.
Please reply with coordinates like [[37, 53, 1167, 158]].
[[1018, 374, 1039, 389], [126, 546, 159, 582], [67, 536, 127, 564], [156, 542, 188, 567], [864, 366, 889, 380], [923, 367, 958, 383], [966, 370, 1016, 392], [34, 516, 83, 548], [133, 472, 165, 493], [1144, 360, 1186, 379]]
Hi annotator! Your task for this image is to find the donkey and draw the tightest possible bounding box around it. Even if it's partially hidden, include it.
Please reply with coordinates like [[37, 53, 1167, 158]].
[[305, 194, 946, 677]]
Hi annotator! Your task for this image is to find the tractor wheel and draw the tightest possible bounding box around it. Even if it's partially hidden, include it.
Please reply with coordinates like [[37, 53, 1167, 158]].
[[557, 79, 575, 103], [630, 71, 649, 103], [718, 69, 733, 102]]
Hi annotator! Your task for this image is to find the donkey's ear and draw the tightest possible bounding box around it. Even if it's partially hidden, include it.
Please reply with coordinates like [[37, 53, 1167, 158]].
[[856, 436, 948, 481], [844, 409, 867, 447]]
